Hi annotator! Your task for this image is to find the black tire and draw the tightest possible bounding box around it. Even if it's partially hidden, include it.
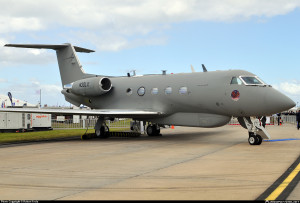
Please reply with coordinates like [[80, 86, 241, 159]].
[[156, 128, 161, 135], [95, 126, 109, 138], [82, 134, 88, 140], [147, 125, 161, 136], [248, 135, 257, 145], [256, 135, 263, 145], [95, 129, 102, 137], [146, 125, 154, 136]]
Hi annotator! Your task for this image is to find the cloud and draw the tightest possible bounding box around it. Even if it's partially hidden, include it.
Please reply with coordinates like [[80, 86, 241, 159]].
[[279, 81, 300, 95], [0, 78, 7, 83], [0, 38, 56, 66], [29, 79, 62, 96], [71, 31, 168, 51], [1, 0, 300, 52], [0, 16, 44, 33], [42, 0, 300, 27]]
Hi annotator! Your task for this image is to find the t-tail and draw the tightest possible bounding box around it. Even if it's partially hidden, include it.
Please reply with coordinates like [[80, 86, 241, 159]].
[[4, 43, 96, 87]]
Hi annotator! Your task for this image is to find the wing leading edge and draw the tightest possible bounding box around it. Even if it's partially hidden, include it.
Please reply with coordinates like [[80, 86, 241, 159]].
[[0, 108, 163, 118]]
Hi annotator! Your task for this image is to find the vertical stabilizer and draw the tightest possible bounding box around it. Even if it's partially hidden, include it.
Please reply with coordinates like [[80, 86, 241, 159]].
[[56, 44, 88, 86]]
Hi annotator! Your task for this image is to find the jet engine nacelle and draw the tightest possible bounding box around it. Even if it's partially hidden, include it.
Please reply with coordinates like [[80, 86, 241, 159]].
[[71, 77, 112, 96]]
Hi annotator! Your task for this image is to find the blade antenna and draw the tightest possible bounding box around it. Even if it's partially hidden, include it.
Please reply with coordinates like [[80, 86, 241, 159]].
[[202, 64, 208, 72], [191, 65, 196, 73]]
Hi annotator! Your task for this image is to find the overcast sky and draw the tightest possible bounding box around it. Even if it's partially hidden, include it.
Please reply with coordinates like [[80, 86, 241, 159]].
[[0, 0, 300, 107]]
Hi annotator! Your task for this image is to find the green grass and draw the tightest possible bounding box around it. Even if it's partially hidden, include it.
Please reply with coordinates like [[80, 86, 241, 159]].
[[0, 128, 130, 144]]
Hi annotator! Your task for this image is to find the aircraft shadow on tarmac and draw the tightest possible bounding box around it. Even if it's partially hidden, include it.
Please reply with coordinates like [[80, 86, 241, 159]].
[[88, 130, 228, 144], [0, 129, 239, 148]]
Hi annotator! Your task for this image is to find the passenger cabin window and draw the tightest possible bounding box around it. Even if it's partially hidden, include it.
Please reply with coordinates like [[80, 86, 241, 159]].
[[151, 88, 159, 95], [165, 87, 172, 95], [230, 77, 243, 85], [126, 88, 132, 95], [241, 76, 263, 85], [179, 87, 188, 95], [137, 87, 145, 96]]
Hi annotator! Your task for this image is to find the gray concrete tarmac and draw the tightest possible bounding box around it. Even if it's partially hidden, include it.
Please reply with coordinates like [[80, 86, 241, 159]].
[[0, 124, 299, 200]]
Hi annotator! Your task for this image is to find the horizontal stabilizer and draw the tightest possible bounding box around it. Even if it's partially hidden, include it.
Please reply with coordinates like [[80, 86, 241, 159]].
[[5, 44, 95, 53]]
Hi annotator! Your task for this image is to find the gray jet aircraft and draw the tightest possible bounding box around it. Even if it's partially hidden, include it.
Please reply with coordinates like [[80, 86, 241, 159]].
[[1, 43, 296, 145]]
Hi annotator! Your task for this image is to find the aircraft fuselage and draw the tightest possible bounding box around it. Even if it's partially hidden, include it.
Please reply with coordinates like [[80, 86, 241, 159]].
[[62, 69, 294, 127]]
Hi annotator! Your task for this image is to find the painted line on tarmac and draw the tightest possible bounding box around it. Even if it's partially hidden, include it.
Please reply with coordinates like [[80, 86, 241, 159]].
[[264, 138, 300, 142], [257, 155, 300, 200]]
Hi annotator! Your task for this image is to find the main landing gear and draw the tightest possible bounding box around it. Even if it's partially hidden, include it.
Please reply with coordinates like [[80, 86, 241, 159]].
[[82, 117, 109, 140], [81, 118, 163, 139], [146, 124, 161, 136], [94, 117, 110, 138], [238, 117, 270, 145]]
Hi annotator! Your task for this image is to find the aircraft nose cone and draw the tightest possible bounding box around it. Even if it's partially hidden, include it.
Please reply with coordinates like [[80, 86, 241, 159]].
[[265, 88, 296, 113]]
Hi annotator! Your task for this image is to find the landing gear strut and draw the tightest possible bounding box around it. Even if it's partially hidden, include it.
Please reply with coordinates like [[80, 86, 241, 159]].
[[94, 117, 110, 138]]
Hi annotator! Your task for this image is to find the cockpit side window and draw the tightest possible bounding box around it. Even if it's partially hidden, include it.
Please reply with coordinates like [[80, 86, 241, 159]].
[[240, 76, 263, 85], [230, 77, 243, 85]]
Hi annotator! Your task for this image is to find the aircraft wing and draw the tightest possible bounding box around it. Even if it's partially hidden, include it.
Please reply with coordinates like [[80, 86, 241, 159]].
[[0, 108, 163, 118]]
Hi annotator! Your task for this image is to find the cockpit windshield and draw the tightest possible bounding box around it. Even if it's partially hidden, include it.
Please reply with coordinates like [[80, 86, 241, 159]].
[[230, 77, 243, 85], [230, 76, 267, 86], [240, 76, 265, 85]]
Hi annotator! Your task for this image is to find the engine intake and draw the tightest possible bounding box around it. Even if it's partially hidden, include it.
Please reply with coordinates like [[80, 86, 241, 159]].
[[71, 77, 112, 96]]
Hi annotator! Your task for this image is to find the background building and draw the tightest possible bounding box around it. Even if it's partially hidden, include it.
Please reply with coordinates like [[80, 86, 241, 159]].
[[0, 94, 36, 108]]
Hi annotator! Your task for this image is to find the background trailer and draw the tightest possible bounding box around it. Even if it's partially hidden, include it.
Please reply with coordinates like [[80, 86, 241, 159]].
[[0, 112, 52, 132]]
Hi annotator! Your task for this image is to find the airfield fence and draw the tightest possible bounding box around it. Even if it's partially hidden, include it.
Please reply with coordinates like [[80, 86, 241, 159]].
[[228, 115, 297, 126], [51, 115, 298, 129], [277, 115, 297, 125]]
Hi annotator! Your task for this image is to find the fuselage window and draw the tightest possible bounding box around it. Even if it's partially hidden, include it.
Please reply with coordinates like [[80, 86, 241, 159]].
[[137, 87, 145, 96], [230, 77, 243, 85], [126, 88, 132, 95], [165, 87, 172, 95], [179, 87, 188, 95], [241, 76, 263, 85], [151, 88, 159, 95]]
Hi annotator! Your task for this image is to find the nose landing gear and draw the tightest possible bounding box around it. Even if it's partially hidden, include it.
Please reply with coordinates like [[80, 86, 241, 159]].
[[238, 117, 270, 145]]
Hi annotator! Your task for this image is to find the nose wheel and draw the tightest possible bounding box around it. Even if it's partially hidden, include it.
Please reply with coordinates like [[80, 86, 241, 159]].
[[248, 133, 263, 145]]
